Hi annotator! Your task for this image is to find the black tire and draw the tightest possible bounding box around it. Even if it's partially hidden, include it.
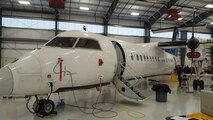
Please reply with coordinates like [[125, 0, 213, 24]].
[[199, 80, 204, 90], [33, 99, 55, 116], [193, 80, 198, 90]]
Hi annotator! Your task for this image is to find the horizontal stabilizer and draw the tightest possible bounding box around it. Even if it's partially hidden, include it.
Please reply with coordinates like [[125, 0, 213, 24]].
[[158, 41, 186, 48], [200, 39, 213, 46]]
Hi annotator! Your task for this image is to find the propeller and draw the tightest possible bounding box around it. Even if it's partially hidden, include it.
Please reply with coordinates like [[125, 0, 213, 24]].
[[188, 10, 197, 63]]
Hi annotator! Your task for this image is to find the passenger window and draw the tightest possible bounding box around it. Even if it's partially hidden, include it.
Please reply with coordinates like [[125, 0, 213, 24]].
[[143, 55, 146, 61], [140, 55, 143, 61], [131, 54, 134, 60], [136, 55, 139, 61], [146, 56, 149, 61], [76, 38, 101, 50], [152, 56, 154, 61], [149, 56, 152, 61], [46, 37, 77, 47]]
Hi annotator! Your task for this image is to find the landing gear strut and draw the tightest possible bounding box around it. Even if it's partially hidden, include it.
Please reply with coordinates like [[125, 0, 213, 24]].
[[31, 82, 57, 117], [193, 80, 204, 90], [32, 99, 57, 117]]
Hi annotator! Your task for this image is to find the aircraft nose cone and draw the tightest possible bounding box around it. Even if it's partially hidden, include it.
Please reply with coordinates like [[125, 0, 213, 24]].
[[0, 67, 13, 95]]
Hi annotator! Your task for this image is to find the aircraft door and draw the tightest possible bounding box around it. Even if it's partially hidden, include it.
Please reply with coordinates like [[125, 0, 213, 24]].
[[111, 41, 126, 78]]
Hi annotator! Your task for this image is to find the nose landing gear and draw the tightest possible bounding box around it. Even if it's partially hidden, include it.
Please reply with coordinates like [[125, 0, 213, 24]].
[[32, 99, 57, 117]]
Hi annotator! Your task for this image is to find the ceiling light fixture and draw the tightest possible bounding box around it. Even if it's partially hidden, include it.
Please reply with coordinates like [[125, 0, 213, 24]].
[[211, 22, 213, 25], [205, 4, 213, 8], [18, 0, 30, 5], [80, 7, 89, 10], [131, 12, 139, 16]]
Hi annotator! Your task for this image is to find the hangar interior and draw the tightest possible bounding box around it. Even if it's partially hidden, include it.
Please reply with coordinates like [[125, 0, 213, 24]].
[[0, 0, 213, 120]]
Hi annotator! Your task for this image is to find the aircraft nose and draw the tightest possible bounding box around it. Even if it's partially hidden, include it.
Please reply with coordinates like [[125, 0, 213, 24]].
[[0, 67, 13, 95]]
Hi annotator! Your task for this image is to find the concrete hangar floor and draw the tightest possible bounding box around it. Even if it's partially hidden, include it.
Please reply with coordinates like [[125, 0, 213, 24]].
[[0, 77, 211, 120]]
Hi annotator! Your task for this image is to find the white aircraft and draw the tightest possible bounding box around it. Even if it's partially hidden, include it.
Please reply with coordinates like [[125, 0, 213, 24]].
[[0, 30, 212, 116]]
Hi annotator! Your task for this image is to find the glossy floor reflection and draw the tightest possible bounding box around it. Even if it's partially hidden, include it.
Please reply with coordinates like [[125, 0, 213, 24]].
[[0, 79, 211, 120]]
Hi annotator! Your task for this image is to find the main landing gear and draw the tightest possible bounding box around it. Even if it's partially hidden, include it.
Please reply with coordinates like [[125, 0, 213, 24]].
[[32, 98, 57, 117], [193, 80, 204, 90]]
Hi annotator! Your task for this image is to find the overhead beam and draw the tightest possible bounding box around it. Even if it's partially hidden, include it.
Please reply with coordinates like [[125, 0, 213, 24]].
[[1, 37, 48, 43], [103, 0, 119, 36], [2, 7, 53, 15], [145, 0, 178, 26], [104, 0, 119, 23], [181, 8, 213, 27]]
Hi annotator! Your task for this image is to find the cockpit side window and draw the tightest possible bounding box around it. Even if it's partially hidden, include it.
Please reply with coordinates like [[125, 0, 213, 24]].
[[46, 37, 77, 48], [76, 38, 101, 50]]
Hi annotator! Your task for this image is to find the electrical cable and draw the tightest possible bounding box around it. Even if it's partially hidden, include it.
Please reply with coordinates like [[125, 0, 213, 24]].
[[26, 96, 35, 114], [116, 102, 145, 119], [67, 70, 118, 118], [53, 59, 118, 118]]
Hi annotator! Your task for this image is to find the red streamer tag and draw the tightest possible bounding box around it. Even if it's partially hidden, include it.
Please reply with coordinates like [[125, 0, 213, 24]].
[[59, 61, 62, 81]]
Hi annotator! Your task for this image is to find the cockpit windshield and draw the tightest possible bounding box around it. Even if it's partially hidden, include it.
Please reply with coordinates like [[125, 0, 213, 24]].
[[46, 37, 77, 48]]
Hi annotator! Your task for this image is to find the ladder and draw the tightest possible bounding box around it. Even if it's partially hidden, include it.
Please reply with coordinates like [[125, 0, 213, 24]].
[[114, 63, 147, 101]]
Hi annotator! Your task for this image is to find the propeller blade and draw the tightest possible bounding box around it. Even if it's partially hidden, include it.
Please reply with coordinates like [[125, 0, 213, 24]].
[[192, 10, 195, 39]]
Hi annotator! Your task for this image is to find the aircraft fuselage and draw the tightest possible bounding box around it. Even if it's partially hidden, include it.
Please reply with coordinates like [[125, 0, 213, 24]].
[[0, 30, 175, 96]]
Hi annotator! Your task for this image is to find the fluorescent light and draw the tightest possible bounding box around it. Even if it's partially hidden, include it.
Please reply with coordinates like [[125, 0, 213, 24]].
[[177, 17, 183, 21], [211, 22, 213, 25], [131, 12, 139, 16], [80, 7, 89, 10], [205, 4, 213, 8], [18, 0, 30, 5]]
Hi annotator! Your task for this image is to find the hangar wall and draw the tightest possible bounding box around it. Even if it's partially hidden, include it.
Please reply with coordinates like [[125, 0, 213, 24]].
[[1, 27, 53, 66], [1, 10, 145, 67], [1, 10, 212, 67]]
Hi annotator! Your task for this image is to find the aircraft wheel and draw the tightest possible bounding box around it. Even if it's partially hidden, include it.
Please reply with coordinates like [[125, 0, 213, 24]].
[[193, 80, 198, 90], [199, 80, 204, 90], [33, 99, 55, 116]]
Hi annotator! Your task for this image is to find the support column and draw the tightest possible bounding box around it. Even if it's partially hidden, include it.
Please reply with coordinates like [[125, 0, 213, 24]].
[[144, 23, 150, 43], [172, 28, 179, 41], [103, 19, 108, 36], [0, 9, 2, 67], [180, 31, 187, 67], [165, 28, 179, 56], [55, 10, 59, 36], [211, 29, 213, 73]]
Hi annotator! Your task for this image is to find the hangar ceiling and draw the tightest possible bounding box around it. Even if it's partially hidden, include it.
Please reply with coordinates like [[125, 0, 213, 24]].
[[0, 0, 213, 26]]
